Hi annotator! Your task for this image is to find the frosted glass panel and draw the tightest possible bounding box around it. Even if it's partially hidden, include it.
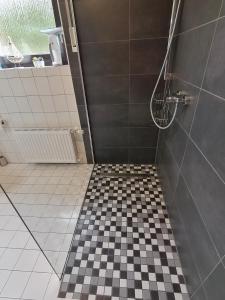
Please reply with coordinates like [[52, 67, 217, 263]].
[[0, 0, 55, 55]]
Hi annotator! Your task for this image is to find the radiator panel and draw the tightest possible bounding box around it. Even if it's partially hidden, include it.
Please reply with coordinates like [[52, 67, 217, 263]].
[[14, 129, 77, 163]]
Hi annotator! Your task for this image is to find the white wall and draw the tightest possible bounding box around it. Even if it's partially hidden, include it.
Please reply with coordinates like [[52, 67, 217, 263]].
[[0, 65, 86, 163]]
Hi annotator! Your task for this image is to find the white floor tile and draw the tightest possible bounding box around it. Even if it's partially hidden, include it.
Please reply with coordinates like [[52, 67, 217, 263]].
[[33, 253, 53, 273], [0, 270, 11, 293], [1, 271, 31, 298], [8, 231, 30, 248], [22, 272, 51, 300], [0, 248, 22, 270], [43, 274, 60, 300], [0, 230, 15, 247], [15, 250, 40, 271]]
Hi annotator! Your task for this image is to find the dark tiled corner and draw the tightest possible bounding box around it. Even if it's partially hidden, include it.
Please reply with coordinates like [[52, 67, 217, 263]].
[[165, 120, 188, 168]]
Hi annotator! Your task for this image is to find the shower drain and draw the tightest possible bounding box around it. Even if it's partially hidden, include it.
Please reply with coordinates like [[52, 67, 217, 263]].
[[97, 172, 151, 179]]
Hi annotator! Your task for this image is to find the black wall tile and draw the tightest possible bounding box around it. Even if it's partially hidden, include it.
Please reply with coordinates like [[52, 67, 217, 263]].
[[191, 90, 225, 182], [170, 206, 202, 296], [128, 148, 156, 164], [129, 104, 153, 127], [74, 0, 129, 43], [130, 38, 167, 75], [94, 148, 128, 163], [173, 23, 215, 86], [158, 0, 225, 296], [203, 18, 225, 99], [91, 127, 128, 148], [203, 263, 225, 300], [130, 75, 164, 104], [129, 127, 158, 148], [73, 0, 171, 163], [85, 76, 129, 105], [130, 0, 172, 39], [88, 104, 128, 128], [81, 42, 129, 76], [191, 287, 207, 300], [181, 140, 225, 258], [175, 176, 220, 280], [220, 1, 225, 16], [165, 120, 188, 168], [157, 138, 179, 208], [179, 0, 222, 33], [172, 79, 200, 134]]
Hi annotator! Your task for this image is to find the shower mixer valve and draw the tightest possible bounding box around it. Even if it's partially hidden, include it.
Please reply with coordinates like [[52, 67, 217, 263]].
[[166, 90, 192, 105]]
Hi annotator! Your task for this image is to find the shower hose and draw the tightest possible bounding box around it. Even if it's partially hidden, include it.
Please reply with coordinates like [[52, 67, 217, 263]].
[[149, 0, 181, 130]]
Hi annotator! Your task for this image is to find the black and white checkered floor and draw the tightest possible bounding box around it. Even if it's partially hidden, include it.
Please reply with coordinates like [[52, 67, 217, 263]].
[[58, 164, 189, 300]]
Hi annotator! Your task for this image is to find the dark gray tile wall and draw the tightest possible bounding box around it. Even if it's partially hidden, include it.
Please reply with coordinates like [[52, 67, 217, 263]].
[[73, 0, 172, 163], [157, 0, 225, 298]]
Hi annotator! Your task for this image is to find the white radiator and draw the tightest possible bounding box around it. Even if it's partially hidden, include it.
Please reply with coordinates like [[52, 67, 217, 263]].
[[14, 128, 78, 163]]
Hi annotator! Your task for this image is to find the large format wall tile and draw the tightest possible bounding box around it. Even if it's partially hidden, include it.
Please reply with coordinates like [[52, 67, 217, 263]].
[[128, 127, 158, 148], [130, 75, 164, 104], [85, 76, 129, 105], [191, 90, 225, 182], [73, 0, 170, 163], [131, 38, 167, 74], [91, 127, 128, 148], [88, 104, 128, 128], [130, 0, 172, 39], [81, 42, 129, 76], [179, 0, 222, 33], [173, 22, 215, 86], [128, 147, 156, 163], [165, 120, 188, 167], [203, 18, 225, 98], [158, 0, 225, 296], [175, 176, 220, 281], [203, 263, 225, 300], [129, 103, 153, 127], [181, 140, 225, 258], [94, 148, 128, 163], [172, 79, 200, 134], [74, 0, 129, 43]]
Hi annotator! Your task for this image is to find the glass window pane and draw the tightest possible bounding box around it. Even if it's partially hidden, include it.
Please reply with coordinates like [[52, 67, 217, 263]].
[[0, 0, 55, 55]]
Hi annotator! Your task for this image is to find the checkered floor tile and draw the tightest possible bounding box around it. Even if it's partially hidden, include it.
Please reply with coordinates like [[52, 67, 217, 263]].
[[58, 164, 189, 300]]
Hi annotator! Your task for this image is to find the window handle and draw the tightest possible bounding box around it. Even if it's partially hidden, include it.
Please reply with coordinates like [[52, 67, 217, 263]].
[[65, 0, 77, 52]]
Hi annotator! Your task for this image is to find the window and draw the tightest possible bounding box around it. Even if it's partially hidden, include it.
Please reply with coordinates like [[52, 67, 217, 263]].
[[0, 0, 56, 56]]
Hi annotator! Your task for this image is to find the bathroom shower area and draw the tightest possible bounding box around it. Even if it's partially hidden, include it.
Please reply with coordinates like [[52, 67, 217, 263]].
[[0, 0, 224, 299]]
